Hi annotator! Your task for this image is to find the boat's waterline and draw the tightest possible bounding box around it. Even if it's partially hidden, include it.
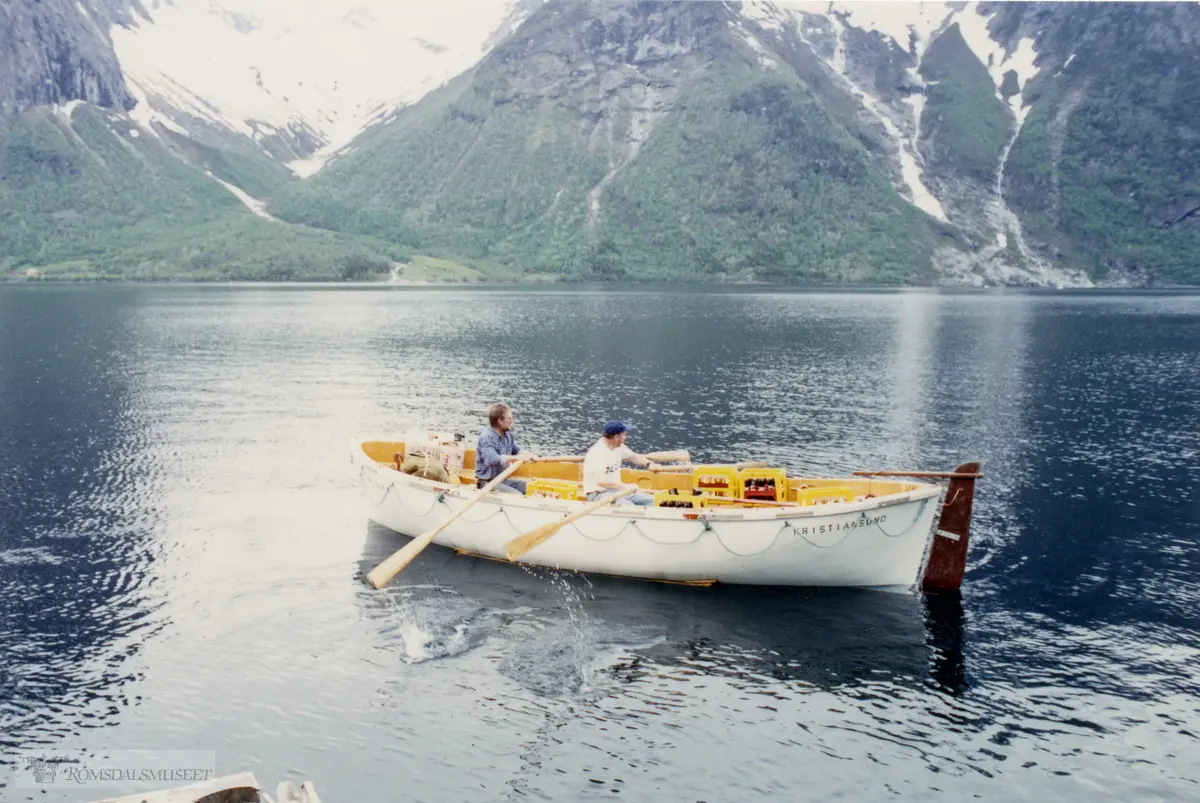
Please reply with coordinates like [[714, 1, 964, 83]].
[[351, 441, 949, 590]]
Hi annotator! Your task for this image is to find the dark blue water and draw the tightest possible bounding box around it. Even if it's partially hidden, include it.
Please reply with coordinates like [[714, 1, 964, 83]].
[[2, 285, 1198, 802]]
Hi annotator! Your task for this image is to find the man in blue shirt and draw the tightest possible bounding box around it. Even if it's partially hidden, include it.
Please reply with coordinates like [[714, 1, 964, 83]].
[[475, 402, 541, 494]]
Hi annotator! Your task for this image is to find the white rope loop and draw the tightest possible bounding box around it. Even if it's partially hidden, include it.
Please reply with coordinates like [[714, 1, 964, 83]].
[[876, 498, 930, 538]]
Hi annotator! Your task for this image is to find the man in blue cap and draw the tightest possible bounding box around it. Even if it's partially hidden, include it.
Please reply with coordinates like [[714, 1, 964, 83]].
[[581, 420, 660, 505]]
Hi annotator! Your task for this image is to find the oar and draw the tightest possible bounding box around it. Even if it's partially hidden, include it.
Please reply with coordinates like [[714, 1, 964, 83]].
[[504, 487, 636, 562], [649, 461, 768, 473], [537, 450, 691, 463], [367, 460, 526, 589]]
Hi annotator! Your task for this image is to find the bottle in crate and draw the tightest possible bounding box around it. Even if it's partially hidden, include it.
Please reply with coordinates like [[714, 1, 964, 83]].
[[738, 467, 788, 502], [690, 465, 739, 498], [653, 490, 709, 509]]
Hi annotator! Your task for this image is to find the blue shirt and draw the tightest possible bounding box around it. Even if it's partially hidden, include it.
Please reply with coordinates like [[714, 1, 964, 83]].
[[475, 427, 521, 481]]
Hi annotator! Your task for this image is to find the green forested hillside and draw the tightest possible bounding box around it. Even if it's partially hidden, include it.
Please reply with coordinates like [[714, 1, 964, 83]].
[[919, 23, 1011, 186], [0, 106, 407, 280], [997, 2, 1200, 283], [269, 2, 946, 284]]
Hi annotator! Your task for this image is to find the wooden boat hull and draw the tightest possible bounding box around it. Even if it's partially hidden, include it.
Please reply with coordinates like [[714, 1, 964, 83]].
[[352, 440, 945, 590]]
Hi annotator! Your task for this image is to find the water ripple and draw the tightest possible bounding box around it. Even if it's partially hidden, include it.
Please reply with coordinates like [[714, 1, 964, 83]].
[[1, 286, 1198, 801]]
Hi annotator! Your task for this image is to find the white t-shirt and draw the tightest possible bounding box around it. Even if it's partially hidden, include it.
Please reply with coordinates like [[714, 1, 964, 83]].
[[582, 438, 634, 494]]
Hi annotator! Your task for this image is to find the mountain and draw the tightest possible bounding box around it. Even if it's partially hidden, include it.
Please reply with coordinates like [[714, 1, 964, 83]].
[[0, 0, 526, 280], [2, 0, 1198, 285], [107, 0, 533, 173], [270, 0, 950, 283], [268, 0, 1200, 286], [0, 0, 133, 121]]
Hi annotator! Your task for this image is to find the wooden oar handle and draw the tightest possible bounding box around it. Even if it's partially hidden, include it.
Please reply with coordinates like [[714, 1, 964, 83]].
[[538, 450, 692, 464], [650, 461, 767, 473], [853, 470, 984, 479]]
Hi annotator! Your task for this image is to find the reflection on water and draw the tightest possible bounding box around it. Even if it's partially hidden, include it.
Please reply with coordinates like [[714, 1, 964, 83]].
[[1, 285, 1198, 802], [0, 288, 165, 755], [356, 522, 953, 695]]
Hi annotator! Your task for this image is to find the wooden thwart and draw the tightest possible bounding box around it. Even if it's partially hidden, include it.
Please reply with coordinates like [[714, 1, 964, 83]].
[[649, 461, 767, 473]]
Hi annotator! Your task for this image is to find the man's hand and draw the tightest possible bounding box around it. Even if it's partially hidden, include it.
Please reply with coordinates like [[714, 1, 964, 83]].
[[623, 482, 642, 493], [647, 461, 662, 472]]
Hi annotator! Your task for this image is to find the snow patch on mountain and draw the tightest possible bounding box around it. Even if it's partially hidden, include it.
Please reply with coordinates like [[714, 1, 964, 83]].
[[208, 171, 277, 220], [109, 0, 523, 175], [824, 1, 954, 51], [758, 1, 950, 221], [955, 2, 1038, 108], [730, 19, 779, 68]]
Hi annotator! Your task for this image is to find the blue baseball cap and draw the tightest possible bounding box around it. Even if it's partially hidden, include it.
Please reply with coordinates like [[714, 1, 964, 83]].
[[603, 420, 628, 437]]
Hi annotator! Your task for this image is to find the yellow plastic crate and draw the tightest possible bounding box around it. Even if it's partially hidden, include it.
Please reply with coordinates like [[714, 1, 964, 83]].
[[793, 485, 856, 506], [526, 478, 581, 502], [691, 465, 739, 498], [653, 490, 709, 509], [738, 468, 788, 502]]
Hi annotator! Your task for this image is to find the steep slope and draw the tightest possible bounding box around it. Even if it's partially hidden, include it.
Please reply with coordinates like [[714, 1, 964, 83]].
[[4, 0, 1198, 285], [987, 1, 1200, 284], [0, 0, 133, 121], [0, 104, 405, 279], [109, 0, 533, 174], [270, 0, 948, 283]]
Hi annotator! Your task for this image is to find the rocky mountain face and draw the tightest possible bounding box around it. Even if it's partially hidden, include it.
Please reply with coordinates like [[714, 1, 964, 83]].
[[0, 0, 136, 121], [2, 0, 1197, 285]]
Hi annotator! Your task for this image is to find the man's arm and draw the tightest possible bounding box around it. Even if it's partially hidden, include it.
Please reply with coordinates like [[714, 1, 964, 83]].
[[624, 450, 661, 472], [596, 451, 657, 490]]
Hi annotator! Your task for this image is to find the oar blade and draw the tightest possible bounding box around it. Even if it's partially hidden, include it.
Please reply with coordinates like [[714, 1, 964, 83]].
[[504, 522, 557, 562], [367, 530, 435, 588], [504, 487, 635, 563]]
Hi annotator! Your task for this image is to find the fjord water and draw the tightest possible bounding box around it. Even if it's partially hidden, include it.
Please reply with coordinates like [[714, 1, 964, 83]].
[[1, 285, 1198, 802]]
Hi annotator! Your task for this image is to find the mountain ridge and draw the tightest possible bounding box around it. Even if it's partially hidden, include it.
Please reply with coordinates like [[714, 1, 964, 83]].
[[2, 0, 1197, 286]]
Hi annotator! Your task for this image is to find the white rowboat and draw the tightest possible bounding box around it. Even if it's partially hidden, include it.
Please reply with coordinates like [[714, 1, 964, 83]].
[[351, 438, 981, 591]]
